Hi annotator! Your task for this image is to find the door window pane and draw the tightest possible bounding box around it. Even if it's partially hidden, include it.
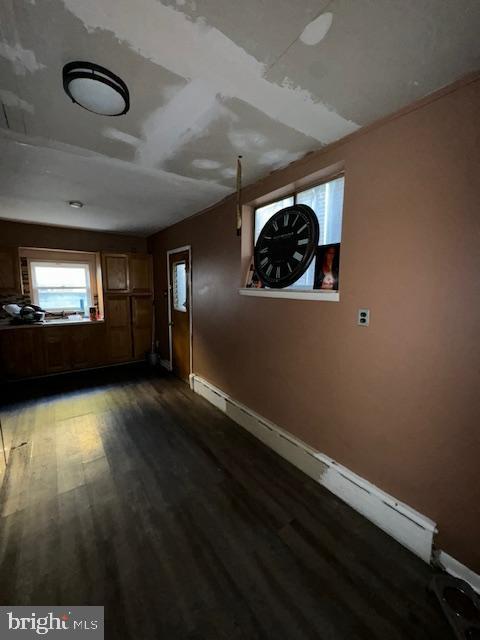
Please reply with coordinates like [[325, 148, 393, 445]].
[[173, 262, 187, 312]]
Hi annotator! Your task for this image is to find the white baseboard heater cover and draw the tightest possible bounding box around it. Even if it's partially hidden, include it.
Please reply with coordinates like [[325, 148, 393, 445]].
[[191, 373, 437, 564]]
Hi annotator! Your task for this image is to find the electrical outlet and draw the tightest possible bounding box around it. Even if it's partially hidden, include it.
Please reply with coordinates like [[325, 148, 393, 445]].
[[358, 309, 370, 326]]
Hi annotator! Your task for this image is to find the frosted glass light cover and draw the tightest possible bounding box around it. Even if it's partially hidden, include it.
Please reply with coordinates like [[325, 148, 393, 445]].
[[67, 77, 126, 115]]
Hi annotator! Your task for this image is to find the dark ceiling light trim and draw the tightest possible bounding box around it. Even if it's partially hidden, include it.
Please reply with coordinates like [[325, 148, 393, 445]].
[[62, 61, 130, 116]]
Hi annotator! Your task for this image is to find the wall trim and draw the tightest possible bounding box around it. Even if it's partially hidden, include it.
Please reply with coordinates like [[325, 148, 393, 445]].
[[436, 551, 480, 595], [191, 373, 437, 563], [160, 359, 172, 371]]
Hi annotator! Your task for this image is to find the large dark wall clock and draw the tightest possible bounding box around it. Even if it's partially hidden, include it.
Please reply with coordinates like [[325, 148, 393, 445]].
[[254, 204, 319, 288]]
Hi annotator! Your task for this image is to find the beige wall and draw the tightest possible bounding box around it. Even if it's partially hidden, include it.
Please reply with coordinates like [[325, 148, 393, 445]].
[[154, 76, 480, 572], [0, 219, 147, 254]]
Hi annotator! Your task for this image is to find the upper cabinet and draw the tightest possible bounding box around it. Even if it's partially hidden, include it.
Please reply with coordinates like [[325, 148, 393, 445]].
[[129, 254, 152, 294], [0, 247, 21, 294], [102, 253, 129, 293], [102, 252, 152, 295]]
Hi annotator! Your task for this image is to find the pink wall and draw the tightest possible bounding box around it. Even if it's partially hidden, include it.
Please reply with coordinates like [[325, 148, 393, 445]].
[[149, 77, 480, 571]]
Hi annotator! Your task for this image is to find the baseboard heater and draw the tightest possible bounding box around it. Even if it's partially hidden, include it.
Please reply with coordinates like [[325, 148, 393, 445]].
[[190, 373, 437, 564]]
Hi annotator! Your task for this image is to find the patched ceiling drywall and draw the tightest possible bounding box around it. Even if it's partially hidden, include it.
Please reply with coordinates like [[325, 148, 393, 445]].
[[0, 0, 479, 235]]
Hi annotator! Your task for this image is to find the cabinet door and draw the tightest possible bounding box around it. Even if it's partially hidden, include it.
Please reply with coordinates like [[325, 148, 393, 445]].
[[44, 328, 70, 373], [129, 254, 152, 294], [131, 296, 152, 359], [0, 328, 44, 379], [0, 247, 21, 293], [103, 254, 129, 293], [70, 325, 90, 370], [70, 324, 106, 370], [105, 296, 132, 362]]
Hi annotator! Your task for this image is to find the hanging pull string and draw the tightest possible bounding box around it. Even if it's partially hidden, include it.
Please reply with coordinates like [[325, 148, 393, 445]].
[[236, 155, 243, 236]]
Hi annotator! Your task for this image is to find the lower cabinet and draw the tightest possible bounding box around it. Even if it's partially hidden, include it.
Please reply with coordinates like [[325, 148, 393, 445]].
[[44, 324, 107, 373], [70, 324, 106, 369], [0, 296, 153, 380], [0, 328, 44, 379], [104, 296, 133, 363], [105, 295, 152, 363], [132, 296, 153, 360], [0, 323, 107, 380], [44, 328, 70, 374]]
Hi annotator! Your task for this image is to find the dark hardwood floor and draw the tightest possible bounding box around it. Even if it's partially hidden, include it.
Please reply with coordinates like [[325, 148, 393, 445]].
[[0, 366, 450, 639]]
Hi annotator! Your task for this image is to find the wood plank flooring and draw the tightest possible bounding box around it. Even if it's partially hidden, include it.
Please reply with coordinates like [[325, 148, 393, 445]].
[[0, 366, 450, 639]]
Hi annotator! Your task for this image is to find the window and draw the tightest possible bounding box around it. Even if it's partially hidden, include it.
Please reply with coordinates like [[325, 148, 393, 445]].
[[173, 261, 187, 312], [30, 261, 93, 313], [254, 175, 344, 290]]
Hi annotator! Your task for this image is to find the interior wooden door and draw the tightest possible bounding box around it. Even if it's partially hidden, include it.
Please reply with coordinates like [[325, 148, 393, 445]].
[[168, 250, 190, 381], [131, 296, 153, 359]]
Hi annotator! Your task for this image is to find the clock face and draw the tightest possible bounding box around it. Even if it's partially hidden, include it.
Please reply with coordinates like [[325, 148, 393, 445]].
[[254, 204, 319, 288]]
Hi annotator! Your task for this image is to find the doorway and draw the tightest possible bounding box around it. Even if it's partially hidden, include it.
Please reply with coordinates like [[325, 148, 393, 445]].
[[167, 247, 191, 382]]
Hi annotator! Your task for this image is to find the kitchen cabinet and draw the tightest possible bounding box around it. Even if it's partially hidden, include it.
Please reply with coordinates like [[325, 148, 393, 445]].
[[104, 296, 133, 363], [0, 247, 21, 293], [0, 328, 44, 379], [70, 323, 106, 369], [0, 322, 107, 381], [129, 254, 152, 294], [132, 296, 153, 359], [102, 253, 129, 293], [102, 252, 152, 294], [44, 324, 107, 373], [44, 328, 70, 374], [102, 251, 154, 363]]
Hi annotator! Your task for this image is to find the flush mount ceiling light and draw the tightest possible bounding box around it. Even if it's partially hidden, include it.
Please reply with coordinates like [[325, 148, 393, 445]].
[[68, 200, 84, 209], [63, 61, 130, 116]]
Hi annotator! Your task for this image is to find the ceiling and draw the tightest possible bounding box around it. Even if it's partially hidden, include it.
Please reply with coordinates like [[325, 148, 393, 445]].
[[0, 0, 479, 236]]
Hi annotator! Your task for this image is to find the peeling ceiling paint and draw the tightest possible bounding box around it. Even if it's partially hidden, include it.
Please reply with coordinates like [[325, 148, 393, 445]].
[[0, 41, 44, 74], [0, 89, 34, 113], [0, 0, 479, 234], [60, 0, 358, 143]]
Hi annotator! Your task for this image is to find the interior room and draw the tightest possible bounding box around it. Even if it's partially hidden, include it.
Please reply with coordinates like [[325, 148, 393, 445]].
[[0, 1, 479, 638]]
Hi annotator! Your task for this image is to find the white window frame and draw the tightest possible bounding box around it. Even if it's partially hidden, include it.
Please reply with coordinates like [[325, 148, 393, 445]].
[[30, 260, 93, 313]]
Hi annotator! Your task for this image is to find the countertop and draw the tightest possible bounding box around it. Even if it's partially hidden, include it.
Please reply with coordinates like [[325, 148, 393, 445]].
[[0, 318, 105, 330]]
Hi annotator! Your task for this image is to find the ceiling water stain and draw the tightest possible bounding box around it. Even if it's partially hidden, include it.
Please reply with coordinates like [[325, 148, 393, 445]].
[[300, 12, 333, 46]]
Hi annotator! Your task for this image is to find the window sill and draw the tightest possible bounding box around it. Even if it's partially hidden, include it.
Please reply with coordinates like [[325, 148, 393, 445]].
[[238, 288, 339, 301]]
